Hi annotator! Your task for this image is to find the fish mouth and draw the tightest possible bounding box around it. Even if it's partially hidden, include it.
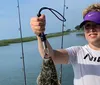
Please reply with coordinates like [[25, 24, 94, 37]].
[[43, 58, 50, 61], [43, 57, 51, 62], [43, 57, 54, 66]]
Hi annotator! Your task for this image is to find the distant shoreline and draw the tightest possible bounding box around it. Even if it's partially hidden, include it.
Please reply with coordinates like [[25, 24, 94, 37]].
[[0, 30, 84, 47], [0, 31, 71, 46]]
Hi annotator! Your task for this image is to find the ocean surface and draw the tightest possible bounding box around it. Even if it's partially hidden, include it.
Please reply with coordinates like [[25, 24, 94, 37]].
[[0, 32, 87, 85]]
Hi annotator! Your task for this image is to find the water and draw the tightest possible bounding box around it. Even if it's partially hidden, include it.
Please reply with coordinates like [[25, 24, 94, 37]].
[[0, 32, 87, 85]]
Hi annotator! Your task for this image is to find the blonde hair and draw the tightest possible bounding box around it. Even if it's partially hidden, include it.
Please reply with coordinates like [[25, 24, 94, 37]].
[[83, 3, 100, 18]]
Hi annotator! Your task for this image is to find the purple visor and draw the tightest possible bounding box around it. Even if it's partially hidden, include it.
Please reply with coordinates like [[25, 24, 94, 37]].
[[80, 11, 100, 27]]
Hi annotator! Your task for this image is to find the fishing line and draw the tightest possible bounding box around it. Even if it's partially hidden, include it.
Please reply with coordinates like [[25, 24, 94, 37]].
[[37, 7, 66, 84], [17, 0, 27, 85], [59, 0, 68, 84], [60, 0, 66, 84]]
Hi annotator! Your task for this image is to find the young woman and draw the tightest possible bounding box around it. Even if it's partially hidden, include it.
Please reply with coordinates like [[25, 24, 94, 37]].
[[30, 3, 100, 85]]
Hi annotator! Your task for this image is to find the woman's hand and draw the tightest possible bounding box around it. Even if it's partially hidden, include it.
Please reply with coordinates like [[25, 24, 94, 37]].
[[30, 14, 46, 35]]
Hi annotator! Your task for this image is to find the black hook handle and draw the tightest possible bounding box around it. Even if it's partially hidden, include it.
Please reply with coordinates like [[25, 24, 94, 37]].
[[37, 7, 66, 21], [37, 7, 66, 42]]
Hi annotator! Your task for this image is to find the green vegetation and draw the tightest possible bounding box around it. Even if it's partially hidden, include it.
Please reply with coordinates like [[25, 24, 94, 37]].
[[0, 31, 70, 46], [46, 31, 70, 38], [0, 24, 85, 47], [75, 25, 84, 31]]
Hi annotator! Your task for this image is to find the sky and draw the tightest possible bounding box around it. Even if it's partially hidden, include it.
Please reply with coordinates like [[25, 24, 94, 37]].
[[0, 0, 99, 40]]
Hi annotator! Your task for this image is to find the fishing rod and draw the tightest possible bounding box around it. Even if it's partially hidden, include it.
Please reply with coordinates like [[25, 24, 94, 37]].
[[17, 0, 27, 85], [59, 0, 68, 84]]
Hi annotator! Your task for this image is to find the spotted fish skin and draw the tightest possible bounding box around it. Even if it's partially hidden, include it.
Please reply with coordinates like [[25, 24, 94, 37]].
[[37, 57, 60, 85]]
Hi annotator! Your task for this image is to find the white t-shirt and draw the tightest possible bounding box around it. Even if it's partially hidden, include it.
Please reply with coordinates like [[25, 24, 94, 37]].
[[66, 45, 100, 85]]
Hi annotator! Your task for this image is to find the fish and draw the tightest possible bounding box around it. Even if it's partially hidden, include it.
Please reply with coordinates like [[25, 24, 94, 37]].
[[37, 57, 61, 85]]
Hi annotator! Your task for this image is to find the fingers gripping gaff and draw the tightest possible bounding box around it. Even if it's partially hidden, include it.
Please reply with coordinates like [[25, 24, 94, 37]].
[[37, 7, 66, 59]]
